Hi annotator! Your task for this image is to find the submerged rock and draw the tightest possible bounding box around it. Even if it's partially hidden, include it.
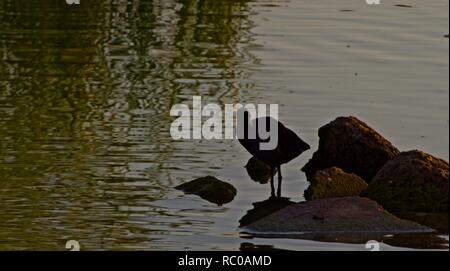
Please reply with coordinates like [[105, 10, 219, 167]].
[[304, 167, 368, 200], [302, 116, 399, 182], [239, 197, 295, 227], [245, 197, 433, 234], [175, 176, 237, 205], [245, 156, 276, 184], [362, 150, 449, 231]]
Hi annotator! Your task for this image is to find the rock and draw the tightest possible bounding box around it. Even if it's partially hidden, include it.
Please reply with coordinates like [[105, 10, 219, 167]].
[[380, 233, 449, 250], [398, 213, 449, 234], [239, 197, 295, 227], [301, 116, 400, 182], [175, 176, 237, 205], [245, 156, 276, 184], [363, 150, 448, 213], [304, 167, 368, 200], [244, 197, 433, 234], [247, 232, 448, 250], [362, 150, 449, 231]]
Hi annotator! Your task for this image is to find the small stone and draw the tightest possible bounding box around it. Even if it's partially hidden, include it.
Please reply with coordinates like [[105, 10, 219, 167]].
[[175, 176, 237, 205]]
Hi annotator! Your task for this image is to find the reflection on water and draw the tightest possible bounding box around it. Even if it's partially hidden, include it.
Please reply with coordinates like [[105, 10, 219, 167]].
[[0, 0, 257, 250], [245, 156, 276, 184], [241, 232, 449, 250], [0, 0, 448, 250], [240, 242, 288, 251]]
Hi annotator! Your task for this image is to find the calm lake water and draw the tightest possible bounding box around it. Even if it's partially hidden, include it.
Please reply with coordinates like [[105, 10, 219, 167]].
[[0, 0, 448, 250]]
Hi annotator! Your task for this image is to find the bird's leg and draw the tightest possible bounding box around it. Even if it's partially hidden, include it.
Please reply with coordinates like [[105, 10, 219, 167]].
[[277, 165, 282, 197], [270, 167, 275, 198]]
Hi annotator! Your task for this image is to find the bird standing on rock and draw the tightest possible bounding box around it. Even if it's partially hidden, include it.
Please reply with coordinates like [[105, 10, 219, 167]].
[[238, 110, 310, 197]]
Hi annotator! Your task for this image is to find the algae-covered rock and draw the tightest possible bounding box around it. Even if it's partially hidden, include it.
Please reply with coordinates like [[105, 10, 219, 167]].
[[362, 150, 449, 213], [362, 150, 449, 232], [304, 167, 368, 200], [245, 197, 433, 234], [245, 156, 276, 184], [302, 116, 399, 181], [175, 176, 237, 205]]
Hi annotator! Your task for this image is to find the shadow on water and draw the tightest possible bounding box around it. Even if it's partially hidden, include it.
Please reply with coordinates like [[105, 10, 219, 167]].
[[240, 242, 288, 251], [0, 0, 258, 250]]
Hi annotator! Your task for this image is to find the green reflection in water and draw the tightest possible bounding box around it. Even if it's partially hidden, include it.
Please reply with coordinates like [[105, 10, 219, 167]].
[[0, 0, 256, 250]]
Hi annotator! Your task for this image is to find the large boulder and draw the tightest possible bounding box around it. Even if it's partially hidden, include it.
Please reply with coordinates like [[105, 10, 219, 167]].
[[175, 176, 237, 205], [244, 197, 433, 234], [302, 116, 400, 182], [304, 167, 368, 200], [362, 150, 449, 231], [398, 213, 449, 234]]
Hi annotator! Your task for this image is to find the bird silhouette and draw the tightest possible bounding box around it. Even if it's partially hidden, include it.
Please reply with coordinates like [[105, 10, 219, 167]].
[[238, 110, 310, 197]]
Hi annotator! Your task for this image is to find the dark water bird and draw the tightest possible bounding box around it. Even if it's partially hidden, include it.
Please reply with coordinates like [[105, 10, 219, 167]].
[[238, 111, 310, 197]]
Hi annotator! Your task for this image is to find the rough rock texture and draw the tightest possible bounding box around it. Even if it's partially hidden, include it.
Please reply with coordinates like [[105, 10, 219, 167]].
[[301, 116, 400, 182], [175, 176, 237, 205], [362, 150, 449, 213], [304, 167, 368, 200], [245, 197, 433, 234], [245, 156, 275, 184]]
